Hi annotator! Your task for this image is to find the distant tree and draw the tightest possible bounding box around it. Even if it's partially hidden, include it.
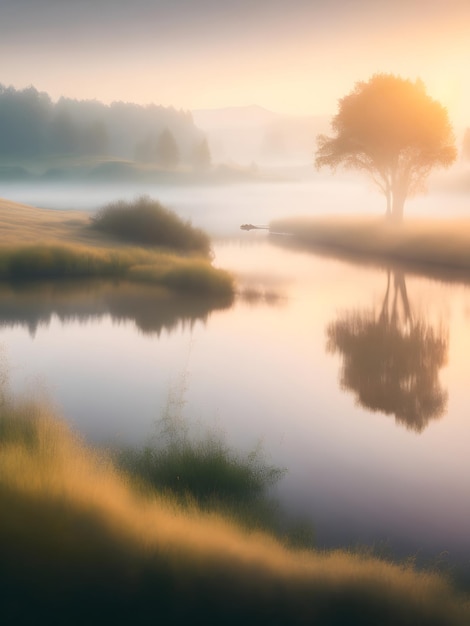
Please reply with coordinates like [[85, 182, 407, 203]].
[[0, 84, 51, 156], [315, 74, 457, 221], [155, 127, 180, 169], [49, 108, 79, 154], [190, 137, 211, 171], [462, 128, 470, 161], [134, 132, 157, 163], [81, 119, 109, 156]]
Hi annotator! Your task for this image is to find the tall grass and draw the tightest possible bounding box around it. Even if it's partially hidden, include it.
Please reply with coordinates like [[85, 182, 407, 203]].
[[0, 244, 234, 297], [117, 375, 313, 546], [91, 195, 211, 256], [1, 388, 468, 624], [129, 256, 235, 296], [0, 244, 131, 280]]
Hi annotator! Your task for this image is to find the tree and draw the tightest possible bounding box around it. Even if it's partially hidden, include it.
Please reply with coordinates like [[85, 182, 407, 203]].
[[156, 127, 180, 170], [50, 107, 79, 154], [134, 132, 158, 163], [81, 119, 109, 156], [315, 74, 457, 221], [0, 84, 52, 157], [190, 137, 211, 171], [462, 127, 470, 161]]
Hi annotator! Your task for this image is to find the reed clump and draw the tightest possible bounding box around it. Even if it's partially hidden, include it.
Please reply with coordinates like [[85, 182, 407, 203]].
[[0, 244, 131, 280], [91, 195, 211, 256], [117, 411, 289, 540], [129, 256, 235, 296], [0, 244, 234, 297]]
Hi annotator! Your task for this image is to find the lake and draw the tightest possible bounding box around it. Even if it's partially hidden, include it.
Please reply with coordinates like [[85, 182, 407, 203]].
[[1, 179, 469, 584]]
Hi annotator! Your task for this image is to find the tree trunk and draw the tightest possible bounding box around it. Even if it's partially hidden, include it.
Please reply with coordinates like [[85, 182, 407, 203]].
[[385, 189, 392, 219], [391, 197, 404, 221], [391, 184, 406, 222]]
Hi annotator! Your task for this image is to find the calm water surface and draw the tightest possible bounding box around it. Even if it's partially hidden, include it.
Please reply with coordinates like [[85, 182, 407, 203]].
[[1, 182, 470, 582]]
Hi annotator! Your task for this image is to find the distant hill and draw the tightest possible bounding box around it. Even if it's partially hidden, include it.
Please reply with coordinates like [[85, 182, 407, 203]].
[[193, 105, 279, 130], [192, 105, 329, 166]]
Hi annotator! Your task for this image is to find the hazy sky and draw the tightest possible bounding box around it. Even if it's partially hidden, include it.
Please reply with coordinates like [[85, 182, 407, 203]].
[[1, 0, 469, 126]]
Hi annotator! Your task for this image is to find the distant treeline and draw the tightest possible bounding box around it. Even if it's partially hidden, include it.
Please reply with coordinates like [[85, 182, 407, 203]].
[[0, 84, 211, 169]]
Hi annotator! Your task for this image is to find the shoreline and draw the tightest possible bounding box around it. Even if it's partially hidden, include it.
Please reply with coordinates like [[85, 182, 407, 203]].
[[270, 215, 470, 283]]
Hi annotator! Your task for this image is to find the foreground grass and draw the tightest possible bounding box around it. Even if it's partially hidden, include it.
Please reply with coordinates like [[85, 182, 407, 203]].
[[270, 216, 470, 275], [0, 398, 468, 625]]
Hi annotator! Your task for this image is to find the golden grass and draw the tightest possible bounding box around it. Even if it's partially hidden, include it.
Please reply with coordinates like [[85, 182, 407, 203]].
[[0, 198, 94, 246], [1, 397, 468, 624]]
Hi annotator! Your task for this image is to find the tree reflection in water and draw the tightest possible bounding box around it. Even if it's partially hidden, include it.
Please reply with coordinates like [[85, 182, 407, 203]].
[[326, 270, 448, 432], [0, 280, 234, 338]]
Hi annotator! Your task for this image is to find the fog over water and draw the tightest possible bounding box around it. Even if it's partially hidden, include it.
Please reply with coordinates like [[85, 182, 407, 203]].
[[3, 172, 470, 238]]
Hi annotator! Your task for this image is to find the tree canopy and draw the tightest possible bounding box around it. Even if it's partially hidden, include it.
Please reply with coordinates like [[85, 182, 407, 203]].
[[462, 128, 470, 161], [315, 74, 457, 221]]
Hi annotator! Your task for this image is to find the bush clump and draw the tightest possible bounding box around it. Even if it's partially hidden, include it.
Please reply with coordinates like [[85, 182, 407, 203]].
[[119, 419, 284, 513], [116, 380, 317, 545], [92, 196, 211, 256]]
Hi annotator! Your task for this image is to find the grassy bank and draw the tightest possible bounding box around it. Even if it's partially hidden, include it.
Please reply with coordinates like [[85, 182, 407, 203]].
[[0, 243, 234, 296], [0, 197, 234, 297], [270, 216, 470, 276], [1, 395, 468, 625]]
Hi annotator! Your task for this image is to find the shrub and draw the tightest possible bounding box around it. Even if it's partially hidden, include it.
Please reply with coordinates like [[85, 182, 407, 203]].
[[116, 377, 313, 545], [118, 423, 285, 522], [91, 196, 211, 256]]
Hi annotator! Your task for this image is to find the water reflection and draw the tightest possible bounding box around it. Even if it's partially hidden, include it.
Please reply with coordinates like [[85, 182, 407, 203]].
[[326, 269, 449, 432], [0, 281, 233, 337]]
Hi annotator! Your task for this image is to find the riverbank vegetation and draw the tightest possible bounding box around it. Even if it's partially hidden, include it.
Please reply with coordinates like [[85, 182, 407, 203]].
[[116, 393, 315, 546], [1, 384, 468, 624], [270, 216, 470, 276], [91, 196, 211, 255], [0, 244, 233, 296], [0, 197, 234, 297]]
